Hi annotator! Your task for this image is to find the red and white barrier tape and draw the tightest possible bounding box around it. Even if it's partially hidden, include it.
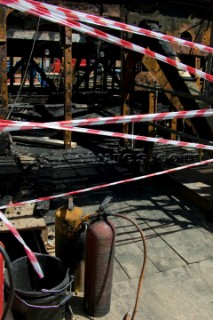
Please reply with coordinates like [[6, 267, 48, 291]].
[[0, 120, 41, 132], [46, 2, 213, 55], [3, 0, 213, 55], [1, 112, 213, 151], [40, 108, 213, 127], [1, 108, 213, 129], [1, 0, 213, 82], [0, 159, 213, 211], [0, 1, 212, 274], [54, 125, 213, 151], [0, 210, 44, 278]]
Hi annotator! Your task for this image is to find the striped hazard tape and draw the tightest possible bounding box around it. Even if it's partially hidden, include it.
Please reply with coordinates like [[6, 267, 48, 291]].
[[1, 108, 213, 151], [0, 158, 212, 211], [0, 211, 44, 278], [1, 0, 213, 82], [2, 0, 213, 54], [1, 109, 213, 129]]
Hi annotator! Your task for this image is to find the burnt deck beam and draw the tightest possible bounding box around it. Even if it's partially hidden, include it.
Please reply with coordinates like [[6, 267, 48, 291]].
[[0, 6, 10, 118], [63, 26, 73, 149]]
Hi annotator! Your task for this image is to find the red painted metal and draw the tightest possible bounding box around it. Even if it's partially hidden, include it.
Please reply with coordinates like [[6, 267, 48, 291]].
[[0, 242, 4, 319], [84, 217, 116, 317]]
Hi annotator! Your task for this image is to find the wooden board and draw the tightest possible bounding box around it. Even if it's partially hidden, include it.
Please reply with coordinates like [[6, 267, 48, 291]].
[[1, 203, 47, 235], [5, 202, 35, 218], [170, 171, 213, 212], [0, 216, 46, 233]]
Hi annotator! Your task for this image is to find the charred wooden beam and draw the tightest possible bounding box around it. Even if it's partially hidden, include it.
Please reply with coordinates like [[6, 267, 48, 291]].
[[0, 6, 9, 118], [7, 29, 83, 43], [62, 26, 73, 149]]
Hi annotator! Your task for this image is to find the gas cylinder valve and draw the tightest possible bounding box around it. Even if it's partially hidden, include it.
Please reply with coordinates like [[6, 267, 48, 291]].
[[97, 196, 113, 216]]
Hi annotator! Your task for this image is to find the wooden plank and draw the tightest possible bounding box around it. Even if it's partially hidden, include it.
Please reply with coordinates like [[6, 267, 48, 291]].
[[159, 227, 213, 264], [7, 29, 82, 42], [127, 194, 213, 264], [12, 135, 77, 148], [169, 171, 213, 212], [0, 217, 46, 233], [5, 203, 35, 218], [183, 181, 213, 201]]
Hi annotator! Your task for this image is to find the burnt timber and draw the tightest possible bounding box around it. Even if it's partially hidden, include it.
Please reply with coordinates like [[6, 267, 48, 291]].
[[0, 0, 213, 228], [0, 2, 213, 319], [0, 1, 213, 187], [1, 1, 213, 140]]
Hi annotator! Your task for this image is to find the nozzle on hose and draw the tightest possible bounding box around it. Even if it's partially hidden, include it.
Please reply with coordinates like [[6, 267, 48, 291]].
[[123, 310, 132, 320], [98, 196, 113, 213]]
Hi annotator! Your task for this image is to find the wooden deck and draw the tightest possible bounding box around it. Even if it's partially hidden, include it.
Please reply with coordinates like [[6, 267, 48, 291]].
[[62, 178, 213, 320], [2, 142, 213, 320]]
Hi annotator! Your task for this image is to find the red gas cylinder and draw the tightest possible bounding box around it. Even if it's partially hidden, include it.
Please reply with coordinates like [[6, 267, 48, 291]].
[[84, 216, 116, 317], [0, 242, 4, 319]]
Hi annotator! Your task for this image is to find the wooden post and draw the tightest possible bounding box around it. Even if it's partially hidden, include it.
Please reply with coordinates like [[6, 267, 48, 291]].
[[148, 92, 156, 135], [171, 118, 177, 140], [0, 6, 9, 119], [145, 90, 157, 172], [121, 50, 136, 147], [195, 57, 201, 90], [63, 26, 72, 149], [121, 40, 129, 136]]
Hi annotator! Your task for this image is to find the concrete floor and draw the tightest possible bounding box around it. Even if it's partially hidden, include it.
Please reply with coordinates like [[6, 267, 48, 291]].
[[68, 178, 213, 320]]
